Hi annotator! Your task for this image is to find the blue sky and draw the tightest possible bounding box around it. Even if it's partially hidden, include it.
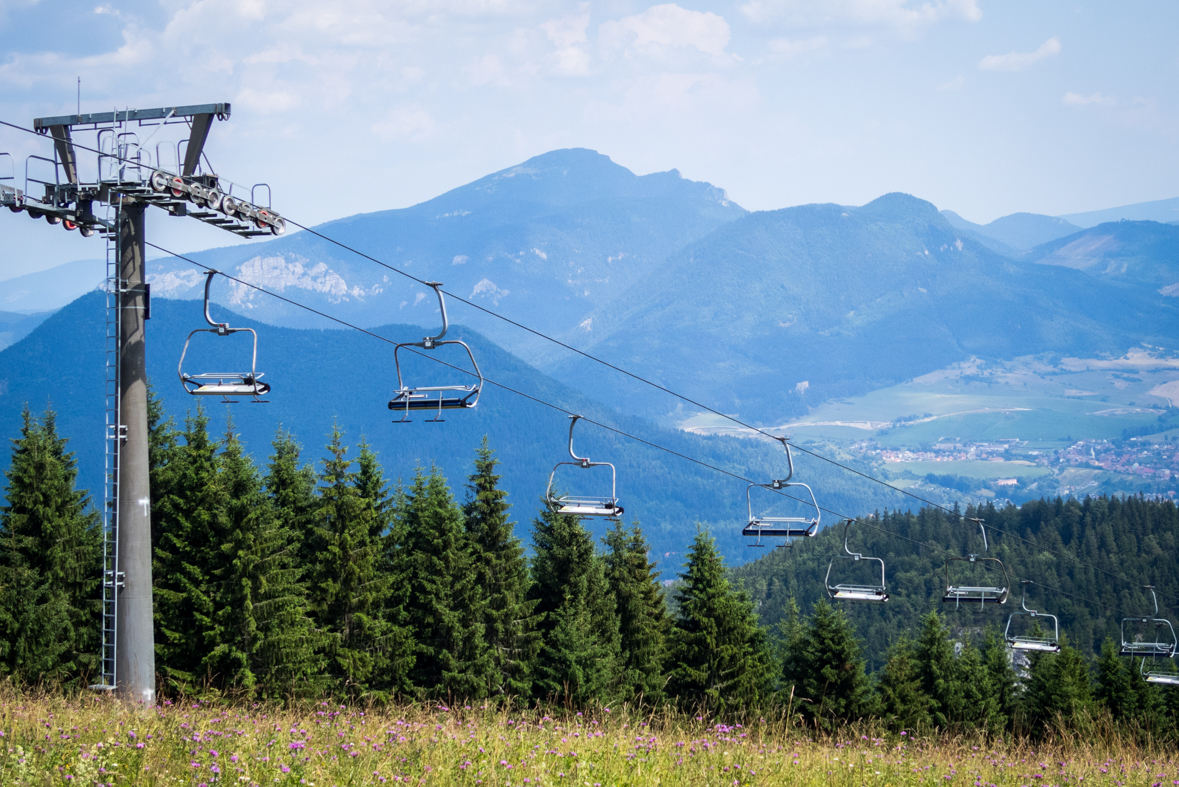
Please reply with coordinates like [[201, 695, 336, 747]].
[[0, 0, 1176, 277]]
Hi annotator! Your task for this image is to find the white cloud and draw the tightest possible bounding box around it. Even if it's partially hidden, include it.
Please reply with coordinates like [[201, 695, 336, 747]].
[[1063, 91, 1116, 107], [541, 13, 591, 75], [978, 37, 1061, 72], [465, 54, 506, 85], [371, 106, 436, 141], [741, 0, 981, 31], [235, 87, 301, 114], [600, 4, 731, 57], [939, 75, 964, 91], [767, 35, 827, 58], [471, 277, 509, 304]]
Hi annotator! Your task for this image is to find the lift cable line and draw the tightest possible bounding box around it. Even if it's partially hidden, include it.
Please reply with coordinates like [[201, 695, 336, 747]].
[[0, 115, 1164, 622], [145, 239, 1142, 626], [265, 228, 1179, 611], [3, 114, 1168, 610]]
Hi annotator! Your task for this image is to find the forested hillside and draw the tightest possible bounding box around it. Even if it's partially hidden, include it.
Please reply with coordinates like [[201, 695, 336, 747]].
[[733, 496, 1179, 667], [7, 402, 1179, 737], [0, 291, 900, 562]]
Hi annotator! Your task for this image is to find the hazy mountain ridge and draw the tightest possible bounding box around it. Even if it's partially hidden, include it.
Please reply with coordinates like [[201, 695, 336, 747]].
[[940, 209, 1080, 251], [550, 193, 1179, 424], [142, 148, 746, 357], [1060, 195, 1179, 228], [1020, 220, 1179, 295]]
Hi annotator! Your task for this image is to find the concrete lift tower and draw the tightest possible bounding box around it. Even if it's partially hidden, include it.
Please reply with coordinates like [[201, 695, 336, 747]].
[[0, 104, 285, 703]]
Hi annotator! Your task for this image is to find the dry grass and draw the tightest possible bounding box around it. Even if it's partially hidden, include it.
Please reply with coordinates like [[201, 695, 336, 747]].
[[0, 685, 1175, 786]]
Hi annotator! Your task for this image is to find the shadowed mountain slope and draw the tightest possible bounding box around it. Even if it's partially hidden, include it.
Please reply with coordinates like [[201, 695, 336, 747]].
[[145, 148, 745, 354], [1021, 220, 1179, 295], [0, 292, 902, 565], [551, 194, 1179, 423]]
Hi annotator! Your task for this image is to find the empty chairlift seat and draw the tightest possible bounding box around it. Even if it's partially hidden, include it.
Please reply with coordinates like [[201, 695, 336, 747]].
[[942, 518, 1009, 611], [1121, 586, 1179, 685], [545, 415, 623, 520], [1004, 580, 1060, 652], [388, 282, 482, 422], [825, 518, 888, 602], [178, 271, 270, 401], [743, 438, 820, 548]]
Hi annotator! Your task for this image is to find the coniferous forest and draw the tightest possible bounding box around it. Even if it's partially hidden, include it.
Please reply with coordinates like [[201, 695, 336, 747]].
[[5, 395, 1179, 742]]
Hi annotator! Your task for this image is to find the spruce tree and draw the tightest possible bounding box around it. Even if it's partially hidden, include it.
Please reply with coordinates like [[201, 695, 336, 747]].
[[309, 424, 397, 695], [876, 636, 932, 731], [264, 428, 318, 571], [1021, 635, 1094, 734], [788, 599, 874, 728], [356, 438, 394, 541], [667, 529, 775, 711], [1095, 638, 1136, 722], [0, 406, 99, 682], [954, 638, 1002, 734], [401, 465, 491, 698], [529, 506, 621, 704], [913, 611, 960, 730], [603, 520, 670, 705], [203, 423, 325, 696], [982, 628, 1019, 733], [463, 438, 541, 698], [153, 405, 221, 688], [351, 440, 415, 697]]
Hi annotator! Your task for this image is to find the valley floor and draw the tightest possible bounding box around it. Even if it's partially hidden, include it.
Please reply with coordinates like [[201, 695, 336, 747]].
[[681, 350, 1179, 505], [0, 689, 1175, 786]]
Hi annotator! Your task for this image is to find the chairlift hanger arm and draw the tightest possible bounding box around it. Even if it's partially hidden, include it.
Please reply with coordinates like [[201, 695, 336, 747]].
[[771, 437, 795, 487], [202, 271, 228, 334]]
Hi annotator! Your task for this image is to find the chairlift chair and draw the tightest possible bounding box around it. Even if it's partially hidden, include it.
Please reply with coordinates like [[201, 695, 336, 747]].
[[177, 271, 270, 401], [1121, 586, 1179, 684], [545, 415, 623, 519], [1003, 580, 1060, 652], [743, 438, 820, 548], [942, 518, 1010, 610], [388, 282, 483, 422], [824, 518, 888, 602]]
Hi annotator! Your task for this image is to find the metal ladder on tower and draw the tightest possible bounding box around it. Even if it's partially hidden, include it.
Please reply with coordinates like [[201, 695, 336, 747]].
[[91, 199, 124, 691]]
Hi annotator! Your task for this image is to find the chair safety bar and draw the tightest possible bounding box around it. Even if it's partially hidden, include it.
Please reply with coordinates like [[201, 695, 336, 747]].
[[824, 518, 888, 602], [943, 518, 1009, 610], [177, 271, 269, 401], [1004, 580, 1060, 652], [1121, 586, 1178, 658], [389, 282, 483, 422], [545, 415, 623, 519]]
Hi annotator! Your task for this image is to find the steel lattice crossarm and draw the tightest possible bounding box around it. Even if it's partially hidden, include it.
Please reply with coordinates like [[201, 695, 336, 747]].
[[1, 102, 284, 239]]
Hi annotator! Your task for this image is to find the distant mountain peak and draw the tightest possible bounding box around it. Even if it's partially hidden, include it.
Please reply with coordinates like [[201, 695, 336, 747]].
[[488, 148, 630, 185], [857, 192, 942, 221]]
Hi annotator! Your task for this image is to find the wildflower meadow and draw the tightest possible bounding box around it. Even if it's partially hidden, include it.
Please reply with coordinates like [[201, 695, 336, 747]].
[[2, 687, 1178, 787]]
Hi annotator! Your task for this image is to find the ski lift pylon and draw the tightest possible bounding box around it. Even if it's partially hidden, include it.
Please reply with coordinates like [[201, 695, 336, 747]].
[[942, 518, 1009, 610], [1004, 580, 1060, 652], [824, 518, 888, 602], [743, 438, 820, 548], [1121, 586, 1179, 684], [177, 271, 270, 401], [388, 281, 482, 422], [545, 415, 623, 519]]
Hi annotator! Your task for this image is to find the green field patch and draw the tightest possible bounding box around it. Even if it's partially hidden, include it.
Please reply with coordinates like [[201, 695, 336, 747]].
[[885, 459, 1053, 479]]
